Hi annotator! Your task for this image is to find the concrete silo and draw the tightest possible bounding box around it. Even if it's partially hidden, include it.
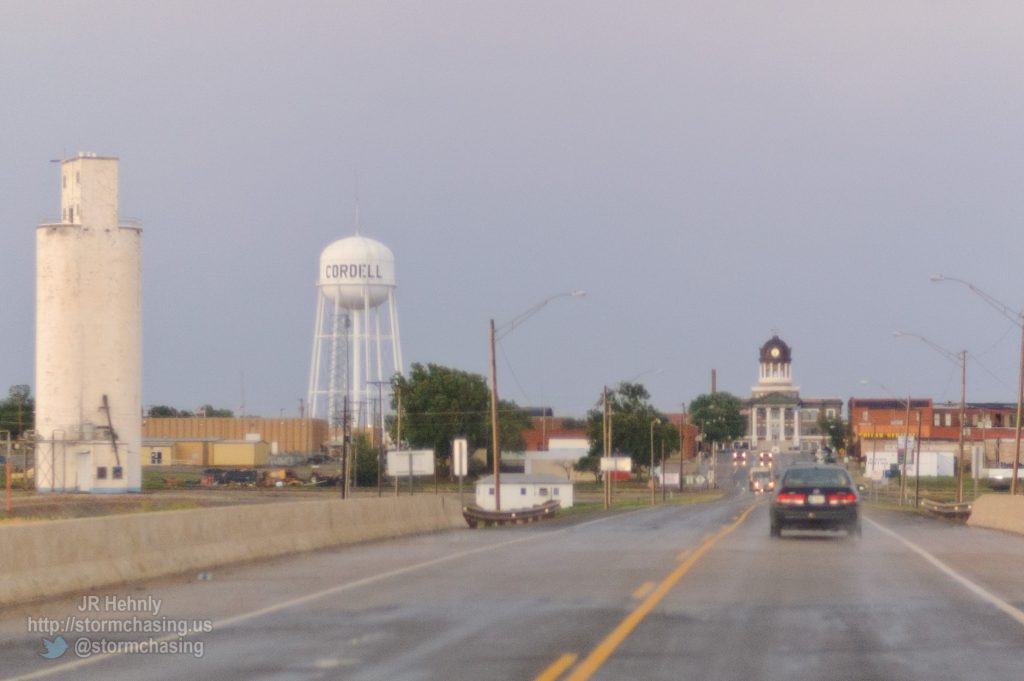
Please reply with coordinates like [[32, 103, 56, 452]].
[[35, 153, 142, 492], [307, 234, 403, 430]]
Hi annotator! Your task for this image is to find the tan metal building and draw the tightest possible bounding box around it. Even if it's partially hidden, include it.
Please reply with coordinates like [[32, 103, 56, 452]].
[[210, 441, 270, 467], [142, 418, 328, 455]]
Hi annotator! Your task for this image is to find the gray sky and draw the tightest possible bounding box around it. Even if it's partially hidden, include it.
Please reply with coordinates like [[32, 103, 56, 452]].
[[3, 1, 1023, 418]]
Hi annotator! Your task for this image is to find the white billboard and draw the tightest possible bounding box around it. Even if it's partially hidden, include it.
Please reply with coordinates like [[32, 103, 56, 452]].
[[386, 450, 435, 477], [600, 456, 632, 472]]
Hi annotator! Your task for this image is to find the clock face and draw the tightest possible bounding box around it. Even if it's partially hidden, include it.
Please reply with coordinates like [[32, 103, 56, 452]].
[[770, 347, 780, 358]]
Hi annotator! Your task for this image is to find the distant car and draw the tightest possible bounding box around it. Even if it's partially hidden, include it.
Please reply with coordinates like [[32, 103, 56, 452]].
[[770, 464, 861, 538], [731, 451, 747, 465], [748, 466, 774, 493], [758, 451, 773, 465]]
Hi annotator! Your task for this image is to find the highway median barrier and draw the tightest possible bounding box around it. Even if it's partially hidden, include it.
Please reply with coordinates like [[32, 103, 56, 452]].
[[0, 495, 465, 608], [966, 494, 1024, 535]]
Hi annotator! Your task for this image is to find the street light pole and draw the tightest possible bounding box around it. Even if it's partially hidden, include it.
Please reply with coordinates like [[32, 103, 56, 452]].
[[958, 350, 967, 503], [893, 331, 967, 503], [932, 275, 1024, 495], [1015, 324, 1024, 495], [489, 290, 585, 511], [650, 418, 659, 506], [489, 318, 501, 511], [901, 394, 911, 506]]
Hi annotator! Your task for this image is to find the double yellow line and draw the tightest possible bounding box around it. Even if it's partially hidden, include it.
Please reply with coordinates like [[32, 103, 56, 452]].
[[535, 504, 757, 681]]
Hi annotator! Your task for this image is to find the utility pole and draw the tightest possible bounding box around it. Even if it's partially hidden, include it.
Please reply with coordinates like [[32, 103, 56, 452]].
[[661, 439, 667, 502], [489, 318, 501, 511], [915, 411, 922, 507], [3, 431, 11, 513], [368, 381, 387, 497], [603, 386, 610, 510], [342, 396, 350, 498], [679, 412, 687, 492], [650, 418, 658, 506], [958, 351, 967, 503], [900, 395, 911, 506]]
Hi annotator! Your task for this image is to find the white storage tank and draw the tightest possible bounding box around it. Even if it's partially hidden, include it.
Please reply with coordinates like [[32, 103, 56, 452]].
[[35, 153, 142, 492]]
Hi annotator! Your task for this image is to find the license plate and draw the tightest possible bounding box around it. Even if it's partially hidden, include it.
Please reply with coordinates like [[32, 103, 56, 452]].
[[808, 494, 826, 505]]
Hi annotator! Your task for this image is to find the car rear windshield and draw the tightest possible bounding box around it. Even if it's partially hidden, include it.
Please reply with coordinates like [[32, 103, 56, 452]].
[[781, 468, 851, 488]]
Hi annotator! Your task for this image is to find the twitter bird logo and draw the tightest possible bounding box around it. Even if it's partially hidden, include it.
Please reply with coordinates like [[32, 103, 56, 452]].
[[39, 636, 68, 659]]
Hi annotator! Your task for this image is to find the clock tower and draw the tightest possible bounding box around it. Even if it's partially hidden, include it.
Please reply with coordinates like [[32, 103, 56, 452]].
[[749, 335, 800, 450]]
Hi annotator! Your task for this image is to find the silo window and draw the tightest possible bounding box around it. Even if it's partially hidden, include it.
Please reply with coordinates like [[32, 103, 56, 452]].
[[76, 171, 80, 184], [112, 467, 123, 479], [69, 206, 74, 222], [96, 467, 107, 479], [62, 175, 67, 188]]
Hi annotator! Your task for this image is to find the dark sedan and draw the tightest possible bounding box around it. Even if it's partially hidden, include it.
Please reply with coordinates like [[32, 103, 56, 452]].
[[770, 464, 861, 538]]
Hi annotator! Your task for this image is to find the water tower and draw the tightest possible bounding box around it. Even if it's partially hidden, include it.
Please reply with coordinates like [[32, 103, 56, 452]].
[[307, 234, 403, 430]]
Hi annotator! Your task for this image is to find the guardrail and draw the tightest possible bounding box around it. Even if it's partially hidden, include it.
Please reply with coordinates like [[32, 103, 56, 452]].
[[462, 500, 560, 528], [920, 498, 972, 521]]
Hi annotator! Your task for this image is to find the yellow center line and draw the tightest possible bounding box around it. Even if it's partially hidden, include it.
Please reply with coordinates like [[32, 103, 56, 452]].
[[631, 581, 655, 600], [534, 653, 578, 681], [676, 549, 690, 562], [562, 504, 757, 681]]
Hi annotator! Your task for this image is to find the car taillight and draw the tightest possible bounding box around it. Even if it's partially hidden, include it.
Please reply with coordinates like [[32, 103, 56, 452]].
[[827, 492, 857, 505], [768, 481, 775, 490], [776, 492, 805, 505]]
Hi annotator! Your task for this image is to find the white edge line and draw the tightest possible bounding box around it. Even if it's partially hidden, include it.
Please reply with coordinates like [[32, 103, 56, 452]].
[[868, 517, 1024, 628]]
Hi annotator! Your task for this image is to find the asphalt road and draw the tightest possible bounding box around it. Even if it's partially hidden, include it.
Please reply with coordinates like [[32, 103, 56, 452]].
[[3, 460, 1024, 681]]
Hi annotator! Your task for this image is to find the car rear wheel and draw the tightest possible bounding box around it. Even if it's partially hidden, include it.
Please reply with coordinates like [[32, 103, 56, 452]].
[[770, 520, 781, 538]]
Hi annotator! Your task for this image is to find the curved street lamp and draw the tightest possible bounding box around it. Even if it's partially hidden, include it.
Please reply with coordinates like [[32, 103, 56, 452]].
[[893, 331, 967, 503], [489, 290, 585, 511], [859, 378, 916, 505], [932, 275, 1024, 495]]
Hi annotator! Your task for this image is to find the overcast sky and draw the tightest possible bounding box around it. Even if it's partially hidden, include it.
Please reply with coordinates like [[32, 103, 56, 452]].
[[3, 1, 1023, 418]]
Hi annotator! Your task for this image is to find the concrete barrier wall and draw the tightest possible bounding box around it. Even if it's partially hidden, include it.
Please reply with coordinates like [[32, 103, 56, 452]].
[[967, 494, 1024, 535], [0, 495, 465, 608]]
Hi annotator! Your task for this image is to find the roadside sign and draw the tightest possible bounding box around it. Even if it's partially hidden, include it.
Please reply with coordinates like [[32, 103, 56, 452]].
[[386, 450, 435, 477], [600, 456, 632, 472], [452, 438, 468, 477]]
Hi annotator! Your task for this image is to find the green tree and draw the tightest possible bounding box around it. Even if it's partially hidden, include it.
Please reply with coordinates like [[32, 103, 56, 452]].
[[147, 405, 188, 417], [391, 362, 530, 466], [198, 404, 235, 417], [559, 417, 587, 430], [818, 414, 849, 453], [351, 432, 381, 487], [584, 382, 678, 472], [147, 404, 235, 417], [0, 385, 34, 440], [688, 392, 745, 450]]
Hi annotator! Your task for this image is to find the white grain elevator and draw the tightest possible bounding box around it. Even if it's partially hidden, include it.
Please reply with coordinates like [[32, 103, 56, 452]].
[[35, 153, 142, 492]]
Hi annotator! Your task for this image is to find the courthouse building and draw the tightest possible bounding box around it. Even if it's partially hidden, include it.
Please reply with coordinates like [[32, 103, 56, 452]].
[[745, 336, 842, 453]]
